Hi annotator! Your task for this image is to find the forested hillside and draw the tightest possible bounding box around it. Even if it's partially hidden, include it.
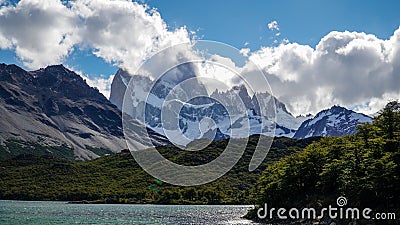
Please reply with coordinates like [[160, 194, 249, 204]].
[[0, 136, 318, 205], [247, 101, 400, 224]]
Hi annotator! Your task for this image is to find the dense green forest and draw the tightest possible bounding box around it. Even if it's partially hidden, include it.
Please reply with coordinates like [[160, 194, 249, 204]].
[[247, 101, 400, 224], [0, 136, 319, 205]]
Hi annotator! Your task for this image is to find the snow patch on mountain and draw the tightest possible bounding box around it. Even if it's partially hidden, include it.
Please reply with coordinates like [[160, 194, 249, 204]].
[[109, 69, 305, 143], [294, 105, 372, 138], [110, 70, 371, 142]]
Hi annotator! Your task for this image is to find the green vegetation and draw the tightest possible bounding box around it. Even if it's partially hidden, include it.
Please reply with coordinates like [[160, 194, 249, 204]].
[[0, 140, 75, 161], [84, 145, 115, 157], [0, 140, 116, 161], [247, 101, 400, 224], [0, 136, 318, 204]]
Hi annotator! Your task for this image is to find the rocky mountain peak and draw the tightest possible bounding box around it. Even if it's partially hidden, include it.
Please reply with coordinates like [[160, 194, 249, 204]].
[[0, 63, 33, 84], [0, 63, 128, 160], [30, 65, 106, 101], [293, 105, 372, 138]]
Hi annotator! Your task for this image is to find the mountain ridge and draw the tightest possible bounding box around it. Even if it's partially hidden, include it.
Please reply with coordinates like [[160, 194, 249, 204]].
[[109, 69, 308, 143], [0, 63, 127, 160], [293, 105, 372, 138]]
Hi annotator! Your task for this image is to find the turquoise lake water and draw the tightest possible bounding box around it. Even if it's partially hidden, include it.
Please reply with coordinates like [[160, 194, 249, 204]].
[[0, 200, 260, 224]]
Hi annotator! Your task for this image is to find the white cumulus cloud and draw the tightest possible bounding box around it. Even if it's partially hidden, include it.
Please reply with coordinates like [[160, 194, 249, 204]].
[[70, 0, 191, 74], [246, 28, 400, 116], [83, 74, 114, 99], [239, 48, 250, 56], [0, 0, 78, 68], [267, 20, 279, 31], [0, 0, 191, 73]]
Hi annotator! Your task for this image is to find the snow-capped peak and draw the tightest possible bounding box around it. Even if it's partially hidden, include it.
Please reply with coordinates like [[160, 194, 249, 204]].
[[293, 105, 372, 138]]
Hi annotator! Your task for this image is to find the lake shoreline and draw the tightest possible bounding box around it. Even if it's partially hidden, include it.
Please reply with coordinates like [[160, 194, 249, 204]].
[[0, 200, 260, 224], [1, 198, 255, 206]]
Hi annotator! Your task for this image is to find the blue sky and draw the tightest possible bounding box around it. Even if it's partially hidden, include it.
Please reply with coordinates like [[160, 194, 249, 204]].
[[0, 0, 400, 115], [149, 0, 400, 48]]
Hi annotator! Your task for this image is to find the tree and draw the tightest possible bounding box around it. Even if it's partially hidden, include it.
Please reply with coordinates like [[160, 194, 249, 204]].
[[357, 123, 380, 149], [374, 101, 400, 152]]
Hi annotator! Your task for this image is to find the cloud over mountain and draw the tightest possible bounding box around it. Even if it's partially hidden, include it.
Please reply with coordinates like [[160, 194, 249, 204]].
[[0, 0, 191, 72], [0, 0, 77, 68], [247, 28, 400, 115]]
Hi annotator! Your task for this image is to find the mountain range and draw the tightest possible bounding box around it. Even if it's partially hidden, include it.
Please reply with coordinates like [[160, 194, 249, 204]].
[[110, 68, 372, 143], [0, 63, 372, 160], [110, 68, 311, 146]]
